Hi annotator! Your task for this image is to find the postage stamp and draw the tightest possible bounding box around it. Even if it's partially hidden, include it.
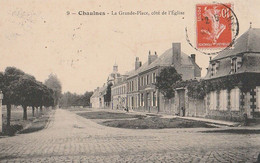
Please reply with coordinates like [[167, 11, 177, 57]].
[[196, 3, 233, 49]]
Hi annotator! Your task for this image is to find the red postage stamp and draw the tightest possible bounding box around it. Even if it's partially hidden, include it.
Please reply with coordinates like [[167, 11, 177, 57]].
[[196, 3, 232, 48]]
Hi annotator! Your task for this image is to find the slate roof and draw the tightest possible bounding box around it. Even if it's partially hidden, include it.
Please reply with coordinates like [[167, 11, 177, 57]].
[[205, 28, 260, 80], [126, 47, 200, 79], [212, 28, 260, 61]]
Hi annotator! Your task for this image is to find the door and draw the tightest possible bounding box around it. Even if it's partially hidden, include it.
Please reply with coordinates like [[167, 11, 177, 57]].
[[178, 90, 185, 116]]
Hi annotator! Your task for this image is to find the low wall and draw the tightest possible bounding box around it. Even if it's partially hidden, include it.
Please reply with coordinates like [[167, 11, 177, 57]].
[[206, 110, 245, 122]]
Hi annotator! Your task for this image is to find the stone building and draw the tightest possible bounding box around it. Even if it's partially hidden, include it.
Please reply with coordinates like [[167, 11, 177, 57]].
[[111, 75, 128, 110], [90, 85, 107, 108], [204, 27, 260, 121], [126, 42, 201, 113], [91, 63, 121, 109]]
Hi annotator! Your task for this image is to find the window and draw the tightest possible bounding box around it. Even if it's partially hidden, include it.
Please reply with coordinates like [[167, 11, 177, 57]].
[[257, 87, 260, 111], [152, 91, 157, 106], [211, 63, 216, 76], [152, 72, 156, 83], [230, 87, 240, 111], [141, 93, 144, 106], [231, 57, 242, 73], [219, 90, 228, 110], [136, 79, 138, 90], [146, 75, 149, 85], [231, 58, 238, 73], [210, 91, 216, 110], [216, 91, 220, 110]]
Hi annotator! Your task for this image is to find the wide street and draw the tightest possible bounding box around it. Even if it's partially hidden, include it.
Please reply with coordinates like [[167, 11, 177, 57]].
[[0, 109, 259, 162]]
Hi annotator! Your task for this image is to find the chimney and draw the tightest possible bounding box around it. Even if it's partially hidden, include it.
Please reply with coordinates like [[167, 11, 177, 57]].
[[191, 54, 196, 62], [148, 51, 158, 65], [172, 43, 181, 64], [135, 57, 142, 70]]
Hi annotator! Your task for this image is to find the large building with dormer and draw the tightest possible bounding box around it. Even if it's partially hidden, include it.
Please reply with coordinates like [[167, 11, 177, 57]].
[[204, 27, 260, 121], [126, 42, 201, 113]]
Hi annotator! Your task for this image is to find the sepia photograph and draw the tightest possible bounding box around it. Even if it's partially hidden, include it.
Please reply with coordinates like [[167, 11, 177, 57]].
[[0, 0, 260, 162]]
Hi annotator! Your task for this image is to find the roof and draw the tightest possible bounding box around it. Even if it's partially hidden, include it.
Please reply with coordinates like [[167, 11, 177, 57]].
[[142, 48, 200, 72], [126, 62, 148, 79], [206, 53, 260, 79], [205, 28, 260, 80], [99, 85, 107, 95], [126, 47, 200, 79], [90, 88, 99, 98], [212, 28, 260, 61], [91, 85, 107, 98]]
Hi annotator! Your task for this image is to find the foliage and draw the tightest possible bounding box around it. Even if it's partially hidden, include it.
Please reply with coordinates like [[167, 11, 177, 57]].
[[44, 74, 62, 106], [104, 83, 113, 102], [155, 66, 182, 99], [60, 91, 93, 107], [0, 67, 55, 122], [173, 73, 260, 100]]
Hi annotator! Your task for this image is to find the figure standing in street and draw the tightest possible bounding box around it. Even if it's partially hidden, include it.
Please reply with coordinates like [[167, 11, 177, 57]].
[[181, 107, 185, 117]]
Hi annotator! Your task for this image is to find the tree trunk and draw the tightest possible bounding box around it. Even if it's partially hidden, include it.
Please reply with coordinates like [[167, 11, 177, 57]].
[[36, 107, 39, 117], [23, 105, 27, 120], [40, 105, 43, 113], [6, 104, 11, 127], [32, 106, 35, 117]]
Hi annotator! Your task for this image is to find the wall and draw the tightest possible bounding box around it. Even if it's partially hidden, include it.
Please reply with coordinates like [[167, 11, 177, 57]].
[[186, 98, 205, 117], [205, 87, 250, 122]]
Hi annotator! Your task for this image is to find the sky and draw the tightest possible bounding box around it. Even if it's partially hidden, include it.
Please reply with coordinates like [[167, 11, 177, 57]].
[[0, 0, 259, 94]]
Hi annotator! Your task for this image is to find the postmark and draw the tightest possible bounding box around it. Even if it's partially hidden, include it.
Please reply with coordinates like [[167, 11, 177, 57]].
[[185, 3, 239, 55], [196, 3, 232, 49]]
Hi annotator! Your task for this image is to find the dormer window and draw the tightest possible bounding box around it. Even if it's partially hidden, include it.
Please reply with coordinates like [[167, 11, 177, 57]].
[[231, 56, 242, 73], [210, 61, 219, 77]]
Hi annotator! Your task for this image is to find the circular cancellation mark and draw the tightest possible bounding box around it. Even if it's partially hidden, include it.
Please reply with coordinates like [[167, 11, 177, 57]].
[[185, 3, 239, 56]]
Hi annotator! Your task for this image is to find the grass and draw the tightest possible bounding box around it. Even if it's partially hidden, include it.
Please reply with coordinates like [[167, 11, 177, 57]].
[[66, 107, 92, 112], [101, 117, 215, 129], [77, 111, 146, 119], [202, 129, 260, 134], [76, 111, 215, 129], [1, 107, 52, 136]]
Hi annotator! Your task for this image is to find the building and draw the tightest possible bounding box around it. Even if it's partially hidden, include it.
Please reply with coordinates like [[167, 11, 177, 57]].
[[107, 63, 121, 85], [90, 88, 100, 108], [111, 75, 128, 110], [90, 84, 107, 108], [126, 42, 201, 113], [91, 63, 121, 109], [204, 27, 260, 121]]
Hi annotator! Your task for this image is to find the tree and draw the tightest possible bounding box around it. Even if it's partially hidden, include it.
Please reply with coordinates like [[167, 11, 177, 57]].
[[1, 67, 26, 126], [155, 66, 182, 99], [44, 74, 62, 107], [12, 75, 40, 120], [60, 91, 93, 108], [104, 83, 113, 102]]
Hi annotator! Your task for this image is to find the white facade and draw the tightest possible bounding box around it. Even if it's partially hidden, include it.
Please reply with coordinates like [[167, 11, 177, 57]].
[[111, 82, 127, 110]]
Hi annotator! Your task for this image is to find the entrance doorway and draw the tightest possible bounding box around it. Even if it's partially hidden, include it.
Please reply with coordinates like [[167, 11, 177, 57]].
[[178, 89, 185, 116]]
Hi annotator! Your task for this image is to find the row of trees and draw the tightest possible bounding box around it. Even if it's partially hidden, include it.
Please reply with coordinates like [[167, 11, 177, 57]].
[[60, 91, 93, 108], [0, 67, 62, 127]]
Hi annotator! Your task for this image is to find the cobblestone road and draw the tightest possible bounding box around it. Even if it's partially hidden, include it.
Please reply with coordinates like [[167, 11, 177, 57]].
[[0, 109, 259, 162]]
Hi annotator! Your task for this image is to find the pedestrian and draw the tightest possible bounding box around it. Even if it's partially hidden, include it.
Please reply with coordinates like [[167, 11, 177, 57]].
[[243, 113, 248, 126], [181, 107, 185, 117]]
